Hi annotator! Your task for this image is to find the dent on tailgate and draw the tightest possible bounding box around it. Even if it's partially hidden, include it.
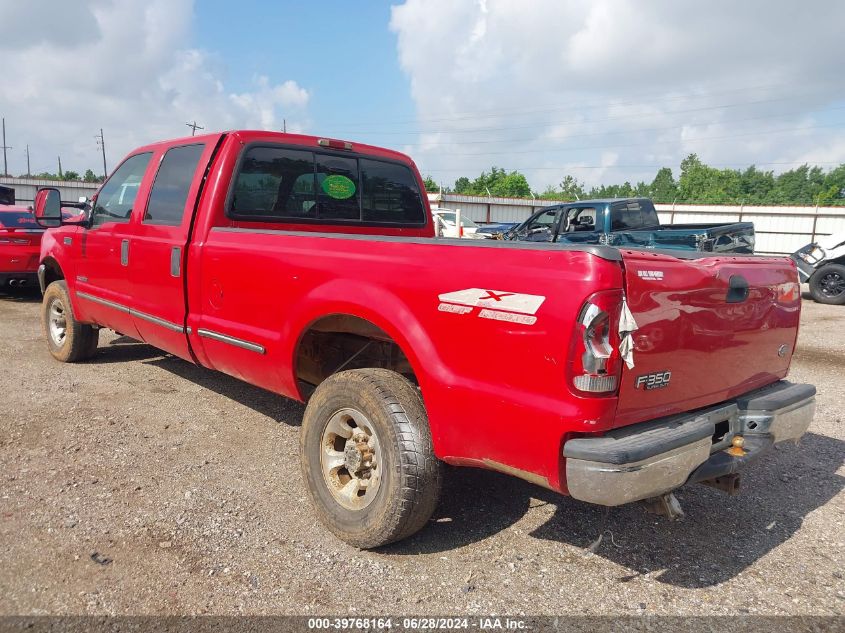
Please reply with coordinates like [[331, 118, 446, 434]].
[[615, 250, 801, 427]]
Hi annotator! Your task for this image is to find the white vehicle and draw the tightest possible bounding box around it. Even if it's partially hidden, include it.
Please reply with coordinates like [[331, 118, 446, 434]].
[[792, 231, 845, 305], [432, 208, 488, 239]]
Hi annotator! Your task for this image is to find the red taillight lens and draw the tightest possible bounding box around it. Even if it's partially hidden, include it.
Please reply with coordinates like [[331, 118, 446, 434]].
[[777, 281, 800, 304], [568, 290, 623, 396]]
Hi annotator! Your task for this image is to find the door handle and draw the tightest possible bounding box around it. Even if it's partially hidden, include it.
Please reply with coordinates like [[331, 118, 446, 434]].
[[726, 275, 749, 303], [171, 247, 182, 277], [121, 239, 129, 266]]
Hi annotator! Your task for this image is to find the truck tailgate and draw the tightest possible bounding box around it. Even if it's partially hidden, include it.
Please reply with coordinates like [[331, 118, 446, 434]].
[[615, 250, 801, 427]]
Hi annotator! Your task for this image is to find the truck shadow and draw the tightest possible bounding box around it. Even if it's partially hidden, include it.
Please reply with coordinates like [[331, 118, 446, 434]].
[[0, 287, 41, 303], [388, 433, 843, 588], [141, 354, 305, 426]]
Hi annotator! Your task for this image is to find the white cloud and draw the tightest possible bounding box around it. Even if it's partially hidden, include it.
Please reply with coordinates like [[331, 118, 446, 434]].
[[389, 0, 845, 190], [0, 0, 309, 176]]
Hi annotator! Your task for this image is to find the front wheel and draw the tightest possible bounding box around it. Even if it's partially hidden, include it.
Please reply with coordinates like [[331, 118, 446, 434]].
[[300, 369, 442, 548], [809, 263, 845, 305], [41, 281, 99, 362]]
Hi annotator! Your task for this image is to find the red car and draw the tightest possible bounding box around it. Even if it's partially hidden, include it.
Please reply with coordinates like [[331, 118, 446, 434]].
[[33, 131, 815, 548], [0, 186, 42, 289]]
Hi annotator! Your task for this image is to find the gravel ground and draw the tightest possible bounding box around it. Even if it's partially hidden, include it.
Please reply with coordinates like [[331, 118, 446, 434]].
[[0, 287, 842, 616]]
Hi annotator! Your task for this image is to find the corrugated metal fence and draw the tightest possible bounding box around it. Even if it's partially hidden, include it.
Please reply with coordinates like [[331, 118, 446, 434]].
[[429, 193, 845, 255], [0, 176, 100, 206]]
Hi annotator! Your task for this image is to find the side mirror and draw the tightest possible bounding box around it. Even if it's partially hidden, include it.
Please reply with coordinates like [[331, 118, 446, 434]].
[[34, 188, 63, 228]]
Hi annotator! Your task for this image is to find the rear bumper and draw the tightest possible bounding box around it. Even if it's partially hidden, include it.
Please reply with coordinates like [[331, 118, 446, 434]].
[[563, 381, 815, 506]]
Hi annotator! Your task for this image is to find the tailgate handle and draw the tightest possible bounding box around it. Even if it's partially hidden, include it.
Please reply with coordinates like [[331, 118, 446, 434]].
[[726, 275, 749, 303]]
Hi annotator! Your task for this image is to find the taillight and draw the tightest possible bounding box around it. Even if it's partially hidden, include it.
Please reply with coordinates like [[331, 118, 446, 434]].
[[568, 290, 623, 396], [777, 281, 800, 304]]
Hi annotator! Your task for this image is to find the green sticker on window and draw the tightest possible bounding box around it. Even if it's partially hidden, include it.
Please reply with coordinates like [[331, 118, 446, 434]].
[[321, 174, 356, 199]]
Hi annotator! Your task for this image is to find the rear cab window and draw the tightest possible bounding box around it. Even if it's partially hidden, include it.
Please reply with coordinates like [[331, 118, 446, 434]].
[[610, 200, 658, 231], [228, 144, 426, 227]]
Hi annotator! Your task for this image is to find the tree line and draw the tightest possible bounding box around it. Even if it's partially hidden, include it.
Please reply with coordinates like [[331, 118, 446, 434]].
[[14, 169, 105, 183], [423, 154, 845, 206]]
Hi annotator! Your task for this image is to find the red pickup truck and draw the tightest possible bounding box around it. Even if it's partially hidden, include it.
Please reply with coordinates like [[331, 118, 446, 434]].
[[33, 130, 815, 548], [0, 185, 43, 289]]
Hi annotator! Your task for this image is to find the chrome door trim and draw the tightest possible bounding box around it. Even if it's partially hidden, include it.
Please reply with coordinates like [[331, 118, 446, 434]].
[[131, 308, 185, 333], [76, 291, 130, 314], [196, 328, 265, 354], [76, 290, 186, 334]]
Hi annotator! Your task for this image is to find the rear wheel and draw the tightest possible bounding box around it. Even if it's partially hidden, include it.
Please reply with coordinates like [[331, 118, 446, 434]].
[[41, 281, 99, 362], [300, 369, 442, 548], [809, 263, 845, 305]]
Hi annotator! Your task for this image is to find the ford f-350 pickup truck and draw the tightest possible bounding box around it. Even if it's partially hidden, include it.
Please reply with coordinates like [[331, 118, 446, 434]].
[[506, 197, 756, 254], [34, 130, 814, 548]]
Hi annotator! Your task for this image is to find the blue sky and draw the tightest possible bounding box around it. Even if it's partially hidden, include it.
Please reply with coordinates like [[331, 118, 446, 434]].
[[194, 1, 415, 138], [1, 0, 843, 189]]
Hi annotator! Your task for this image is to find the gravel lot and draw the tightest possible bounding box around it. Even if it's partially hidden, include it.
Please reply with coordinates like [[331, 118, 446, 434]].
[[0, 287, 842, 616]]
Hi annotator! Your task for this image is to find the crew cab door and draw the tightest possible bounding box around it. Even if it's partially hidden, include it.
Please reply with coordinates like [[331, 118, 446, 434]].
[[74, 152, 155, 339], [128, 140, 218, 361]]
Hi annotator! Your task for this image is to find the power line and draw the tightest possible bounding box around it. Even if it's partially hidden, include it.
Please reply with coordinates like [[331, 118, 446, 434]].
[[398, 104, 845, 150], [413, 123, 845, 158], [327, 94, 836, 137], [320, 80, 819, 127], [186, 121, 204, 136]]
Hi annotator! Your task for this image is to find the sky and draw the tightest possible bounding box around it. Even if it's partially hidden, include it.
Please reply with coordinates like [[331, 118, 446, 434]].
[[1, 0, 844, 192]]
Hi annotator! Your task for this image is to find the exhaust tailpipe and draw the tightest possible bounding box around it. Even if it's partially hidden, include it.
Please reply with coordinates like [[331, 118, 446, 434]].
[[9, 280, 18, 287]]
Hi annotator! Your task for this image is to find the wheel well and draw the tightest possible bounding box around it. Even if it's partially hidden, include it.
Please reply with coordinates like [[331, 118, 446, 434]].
[[294, 315, 416, 399], [42, 258, 64, 287]]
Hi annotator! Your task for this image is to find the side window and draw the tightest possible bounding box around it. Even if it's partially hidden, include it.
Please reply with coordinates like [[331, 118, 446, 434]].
[[528, 208, 558, 230], [230, 147, 315, 218], [91, 153, 153, 227], [570, 206, 597, 230], [316, 154, 359, 220], [611, 202, 644, 231], [143, 144, 206, 226], [360, 159, 425, 224]]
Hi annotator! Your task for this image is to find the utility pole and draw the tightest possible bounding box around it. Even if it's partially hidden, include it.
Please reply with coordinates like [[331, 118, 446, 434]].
[[96, 128, 107, 178], [24, 145, 31, 177], [283, 119, 287, 133], [186, 121, 204, 136], [1, 118, 11, 177], [57, 156, 63, 179]]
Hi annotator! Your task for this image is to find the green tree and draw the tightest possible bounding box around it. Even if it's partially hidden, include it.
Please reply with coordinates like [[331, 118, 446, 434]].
[[83, 169, 99, 183], [739, 166, 775, 204], [453, 176, 472, 194], [422, 175, 439, 193], [62, 170, 80, 181], [650, 167, 677, 203]]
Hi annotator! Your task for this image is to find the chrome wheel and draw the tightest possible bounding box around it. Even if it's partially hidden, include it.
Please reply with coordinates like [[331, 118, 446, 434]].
[[320, 407, 382, 511], [48, 298, 67, 347]]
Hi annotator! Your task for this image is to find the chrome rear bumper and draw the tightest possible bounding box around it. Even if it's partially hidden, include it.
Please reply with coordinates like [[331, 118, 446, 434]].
[[563, 381, 815, 506]]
